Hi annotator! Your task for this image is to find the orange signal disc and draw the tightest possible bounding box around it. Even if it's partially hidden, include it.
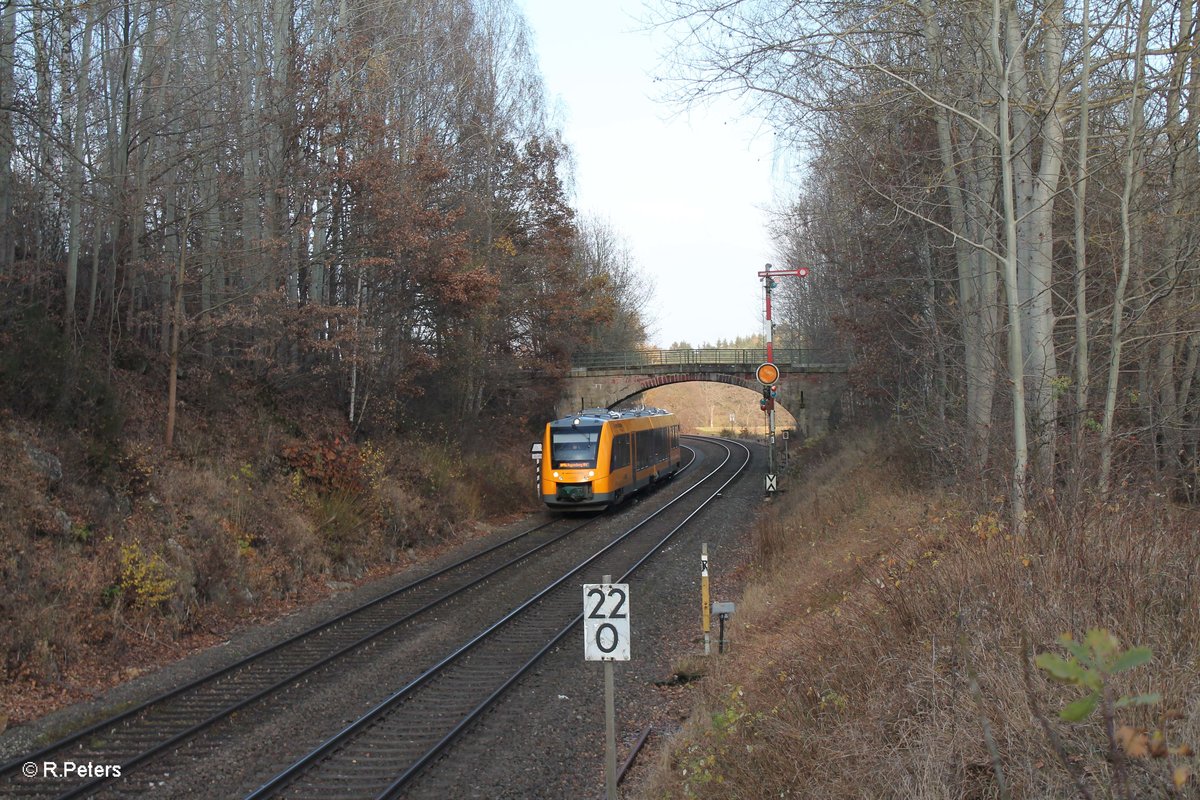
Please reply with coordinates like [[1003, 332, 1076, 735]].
[[756, 362, 779, 385]]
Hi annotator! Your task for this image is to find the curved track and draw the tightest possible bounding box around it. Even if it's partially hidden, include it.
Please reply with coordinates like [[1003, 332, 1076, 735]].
[[0, 447, 700, 800], [247, 436, 750, 799]]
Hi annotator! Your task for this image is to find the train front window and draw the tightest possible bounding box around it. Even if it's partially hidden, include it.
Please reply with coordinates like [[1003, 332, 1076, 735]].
[[552, 428, 600, 468]]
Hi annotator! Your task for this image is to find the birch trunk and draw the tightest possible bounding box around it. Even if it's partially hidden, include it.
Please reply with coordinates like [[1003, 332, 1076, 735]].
[[992, 0, 1028, 530], [1009, 0, 1065, 486], [239, 23, 262, 293], [1099, 0, 1154, 493], [349, 271, 363, 423], [103, 0, 141, 329], [31, 4, 52, 265], [1071, 0, 1092, 475], [1151, 0, 1199, 486], [920, 1, 998, 468]]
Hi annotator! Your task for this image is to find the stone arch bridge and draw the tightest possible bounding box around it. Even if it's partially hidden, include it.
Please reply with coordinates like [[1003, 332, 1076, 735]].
[[559, 348, 850, 437]]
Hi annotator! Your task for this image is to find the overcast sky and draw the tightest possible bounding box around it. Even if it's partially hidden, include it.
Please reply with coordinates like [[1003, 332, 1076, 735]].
[[516, 0, 786, 349]]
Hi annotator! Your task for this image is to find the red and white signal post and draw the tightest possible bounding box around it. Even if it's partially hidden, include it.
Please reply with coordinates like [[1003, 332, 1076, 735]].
[[756, 264, 809, 493]]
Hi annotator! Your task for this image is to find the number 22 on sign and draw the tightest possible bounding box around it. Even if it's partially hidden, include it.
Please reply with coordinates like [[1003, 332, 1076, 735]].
[[583, 583, 630, 661]]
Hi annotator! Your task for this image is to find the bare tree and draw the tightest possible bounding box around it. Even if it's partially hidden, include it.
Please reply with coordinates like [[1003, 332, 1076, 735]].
[[1098, 0, 1153, 493], [655, 0, 1200, 514], [0, 0, 15, 274]]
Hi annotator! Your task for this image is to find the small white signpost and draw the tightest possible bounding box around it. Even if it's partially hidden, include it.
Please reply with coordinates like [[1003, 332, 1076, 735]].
[[583, 582, 630, 661], [531, 442, 543, 500], [585, 578, 629, 800]]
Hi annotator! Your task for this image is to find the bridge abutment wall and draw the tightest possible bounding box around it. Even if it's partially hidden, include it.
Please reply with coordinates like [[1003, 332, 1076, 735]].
[[556, 366, 847, 438]]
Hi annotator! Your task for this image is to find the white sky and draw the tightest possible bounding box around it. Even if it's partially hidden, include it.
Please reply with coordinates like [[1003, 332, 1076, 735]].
[[516, 0, 785, 349]]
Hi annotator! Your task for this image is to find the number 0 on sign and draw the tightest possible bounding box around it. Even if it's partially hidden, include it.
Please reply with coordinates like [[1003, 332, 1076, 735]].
[[583, 583, 630, 661]]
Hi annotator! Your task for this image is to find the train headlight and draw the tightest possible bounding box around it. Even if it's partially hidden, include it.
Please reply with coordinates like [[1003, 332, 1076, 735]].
[[588, 470, 595, 477], [552, 471, 560, 479]]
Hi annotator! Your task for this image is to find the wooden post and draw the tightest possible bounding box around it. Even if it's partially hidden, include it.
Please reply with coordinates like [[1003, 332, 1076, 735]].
[[603, 574, 617, 799], [701, 545, 710, 655]]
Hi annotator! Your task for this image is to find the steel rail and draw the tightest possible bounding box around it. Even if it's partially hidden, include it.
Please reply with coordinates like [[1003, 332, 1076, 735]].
[[617, 723, 655, 784], [4, 446, 702, 800], [247, 437, 748, 799], [375, 438, 750, 800], [2, 516, 588, 799], [53, 519, 601, 800], [2, 516, 556, 777]]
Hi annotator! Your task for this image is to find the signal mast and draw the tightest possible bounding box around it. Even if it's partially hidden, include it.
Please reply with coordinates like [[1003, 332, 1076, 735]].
[[756, 263, 809, 494]]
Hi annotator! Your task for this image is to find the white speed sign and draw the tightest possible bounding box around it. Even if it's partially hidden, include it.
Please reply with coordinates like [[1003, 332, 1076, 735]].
[[583, 583, 630, 661]]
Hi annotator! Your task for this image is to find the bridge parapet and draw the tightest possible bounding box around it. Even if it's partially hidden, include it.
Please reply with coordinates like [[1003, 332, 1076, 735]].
[[570, 348, 846, 371], [558, 348, 851, 437]]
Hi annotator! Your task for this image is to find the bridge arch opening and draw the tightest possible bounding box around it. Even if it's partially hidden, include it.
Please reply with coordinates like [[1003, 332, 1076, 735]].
[[555, 349, 844, 437], [612, 375, 804, 438]]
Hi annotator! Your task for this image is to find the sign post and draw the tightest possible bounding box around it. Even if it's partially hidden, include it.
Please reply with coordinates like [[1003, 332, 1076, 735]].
[[701, 545, 710, 655], [711, 601, 736, 654], [585, 576, 629, 800], [530, 442, 543, 501]]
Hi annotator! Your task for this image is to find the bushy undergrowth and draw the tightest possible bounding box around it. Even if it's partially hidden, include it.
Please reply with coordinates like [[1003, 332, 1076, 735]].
[[0, 351, 542, 724], [642, 426, 1199, 799]]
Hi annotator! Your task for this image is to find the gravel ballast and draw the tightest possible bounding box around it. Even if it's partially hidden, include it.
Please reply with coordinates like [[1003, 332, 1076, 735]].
[[1, 438, 767, 799]]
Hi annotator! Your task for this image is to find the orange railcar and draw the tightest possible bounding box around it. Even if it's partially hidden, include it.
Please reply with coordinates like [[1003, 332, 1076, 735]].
[[541, 408, 682, 509]]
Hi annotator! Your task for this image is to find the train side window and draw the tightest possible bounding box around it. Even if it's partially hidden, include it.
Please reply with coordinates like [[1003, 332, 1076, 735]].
[[610, 434, 631, 470]]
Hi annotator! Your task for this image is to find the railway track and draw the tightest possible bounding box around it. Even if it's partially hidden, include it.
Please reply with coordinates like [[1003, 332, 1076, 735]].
[[1, 437, 746, 799], [247, 436, 750, 799], [0, 463, 698, 800]]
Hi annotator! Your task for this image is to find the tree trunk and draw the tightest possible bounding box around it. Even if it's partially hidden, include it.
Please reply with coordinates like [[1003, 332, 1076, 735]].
[[1151, 0, 1200, 488], [64, 4, 99, 339], [349, 271, 364, 423], [1100, 0, 1154, 493], [0, 0, 16, 273], [165, 210, 190, 449], [1009, 0, 1064, 487], [1071, 0, 1092, 485], [992, 0, 1029, 531], [920, 0, 998, 468]]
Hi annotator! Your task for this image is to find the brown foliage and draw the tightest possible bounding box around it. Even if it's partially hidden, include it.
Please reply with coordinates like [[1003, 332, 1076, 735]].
[[638, 427, 1200, 800], [281, 436, 366, 495]]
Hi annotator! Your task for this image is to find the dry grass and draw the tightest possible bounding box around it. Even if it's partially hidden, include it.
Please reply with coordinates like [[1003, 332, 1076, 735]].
[[0, 391, 543, 727], [637, 427, 1200, 799]]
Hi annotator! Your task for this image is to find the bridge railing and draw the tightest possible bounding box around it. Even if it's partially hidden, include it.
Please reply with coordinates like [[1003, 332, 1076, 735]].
[[570, 348, 817, 370]]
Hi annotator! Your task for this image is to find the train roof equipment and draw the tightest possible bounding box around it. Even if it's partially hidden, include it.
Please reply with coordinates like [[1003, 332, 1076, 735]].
[[553, 407, 672, 427]]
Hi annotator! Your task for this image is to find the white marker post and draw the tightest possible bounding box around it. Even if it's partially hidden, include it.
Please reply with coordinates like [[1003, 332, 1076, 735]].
[[584, 576, 629, 800], [530, 442, 543, 501]]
